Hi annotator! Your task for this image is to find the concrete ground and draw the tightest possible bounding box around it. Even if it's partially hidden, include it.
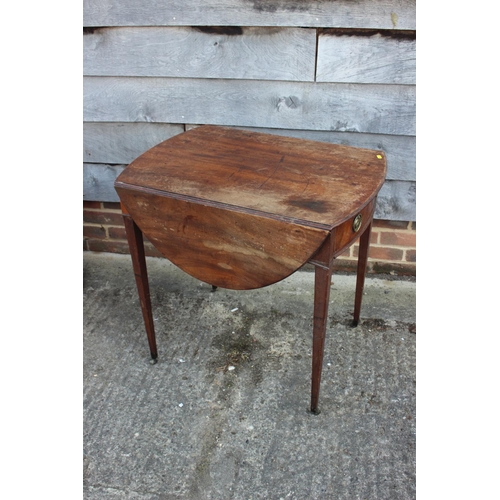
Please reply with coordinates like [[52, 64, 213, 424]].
[[83, 252, 416, 500]]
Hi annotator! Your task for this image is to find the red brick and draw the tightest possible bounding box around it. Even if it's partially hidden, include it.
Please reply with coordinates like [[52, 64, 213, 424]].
[[83, 210, 125, 226], [86, 239, 130, 255], [373, 220, 409, 230], [83, 225, 106, 239], [372, 261, 416, 276], [368, 231, 379, 244], [108, 227, 157, 248], [84, 201, 101, 209], [331, 259, 416, 276], [354, 245, 404, 261], [332, 259, 358, 273], [337, 247, 352, 258], [103, 202, 122, 211], [108, 226, 128, 240], [406, 250, 416, 262], [379, 231, 416, 247], [85, 238, 163, 258], [346, 232, 377, 256], [370, 246, 404, 261]]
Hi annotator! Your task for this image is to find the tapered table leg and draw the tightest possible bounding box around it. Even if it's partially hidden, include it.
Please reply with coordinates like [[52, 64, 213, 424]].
[[352, 221, 372, 327], [123, 214, 158, 361], [310, 264, 333, 414]]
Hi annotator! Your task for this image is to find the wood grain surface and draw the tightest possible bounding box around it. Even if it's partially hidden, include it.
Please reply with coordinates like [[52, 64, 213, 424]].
[[83, 123, 184, 164], [84, 26, 316, 82], [84, 163, 126, 201], [116, 188, 329, 289], [83, 0, 416, 30], [317, 30, 416, 84], [83, 77, 416, 136], [115, 126, 387, 228]]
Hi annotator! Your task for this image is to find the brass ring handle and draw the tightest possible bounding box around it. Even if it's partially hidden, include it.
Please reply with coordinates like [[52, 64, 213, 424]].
[[352, 214, 362, 232]]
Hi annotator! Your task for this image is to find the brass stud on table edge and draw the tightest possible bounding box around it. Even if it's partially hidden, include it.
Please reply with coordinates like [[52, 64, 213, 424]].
[[353, 213, 362, 232]]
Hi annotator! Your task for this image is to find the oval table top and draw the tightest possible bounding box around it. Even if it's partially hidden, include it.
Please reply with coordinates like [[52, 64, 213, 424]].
[[115, 126, 386, 229], [115, 126, 386, 289]]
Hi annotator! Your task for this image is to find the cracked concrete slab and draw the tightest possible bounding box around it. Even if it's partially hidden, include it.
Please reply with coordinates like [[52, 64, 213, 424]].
[[83, 252, 416, 499]]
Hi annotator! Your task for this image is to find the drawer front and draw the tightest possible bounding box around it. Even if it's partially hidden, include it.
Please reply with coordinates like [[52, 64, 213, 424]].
[[333, 198, 376, 257]]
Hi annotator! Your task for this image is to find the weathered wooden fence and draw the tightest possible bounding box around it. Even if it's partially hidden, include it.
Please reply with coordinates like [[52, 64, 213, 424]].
[[83, 0, 416, 221]]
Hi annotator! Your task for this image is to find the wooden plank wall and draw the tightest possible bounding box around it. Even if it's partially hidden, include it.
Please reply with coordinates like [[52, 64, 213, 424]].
[[83, 0, 416, 221]]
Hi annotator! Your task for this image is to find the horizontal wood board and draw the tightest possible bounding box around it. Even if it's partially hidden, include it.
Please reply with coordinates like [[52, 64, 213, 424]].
[[317, 30, 416, 84], [376, 180, 415, 221], [83, 0, 416, 29], [84, 27, 316, 82], [83, 77, 415, 136], [83, 123, 184, 164], [84, 163, 126, 201]]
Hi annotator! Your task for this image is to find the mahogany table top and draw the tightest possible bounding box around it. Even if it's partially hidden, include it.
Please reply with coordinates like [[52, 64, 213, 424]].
[[115, 126, 386, 230], [115, 126, 386, 290]]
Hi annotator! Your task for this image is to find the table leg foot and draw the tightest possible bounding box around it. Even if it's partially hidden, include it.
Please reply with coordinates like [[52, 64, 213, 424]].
[[211, 285, 218, 292], [123, 214, 158, 360], [310, 406, 321, 415], [353, 221, 372, 326], [310, 265, 332, 413]]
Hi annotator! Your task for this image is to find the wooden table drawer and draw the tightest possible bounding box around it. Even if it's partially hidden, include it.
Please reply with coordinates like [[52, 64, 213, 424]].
[[333, 198, 376, 257]]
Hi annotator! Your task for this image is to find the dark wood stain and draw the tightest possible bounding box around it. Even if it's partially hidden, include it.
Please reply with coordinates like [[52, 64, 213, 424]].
[[286, 199, 327, 213], [320, 28, 416, 40], [83, 27, 102, 35], [248, 0, 311, 13], [194, 26, 244, 36]]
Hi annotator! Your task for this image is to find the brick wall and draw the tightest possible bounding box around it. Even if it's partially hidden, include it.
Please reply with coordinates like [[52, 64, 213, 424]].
[[84, 201, 416, 276]]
